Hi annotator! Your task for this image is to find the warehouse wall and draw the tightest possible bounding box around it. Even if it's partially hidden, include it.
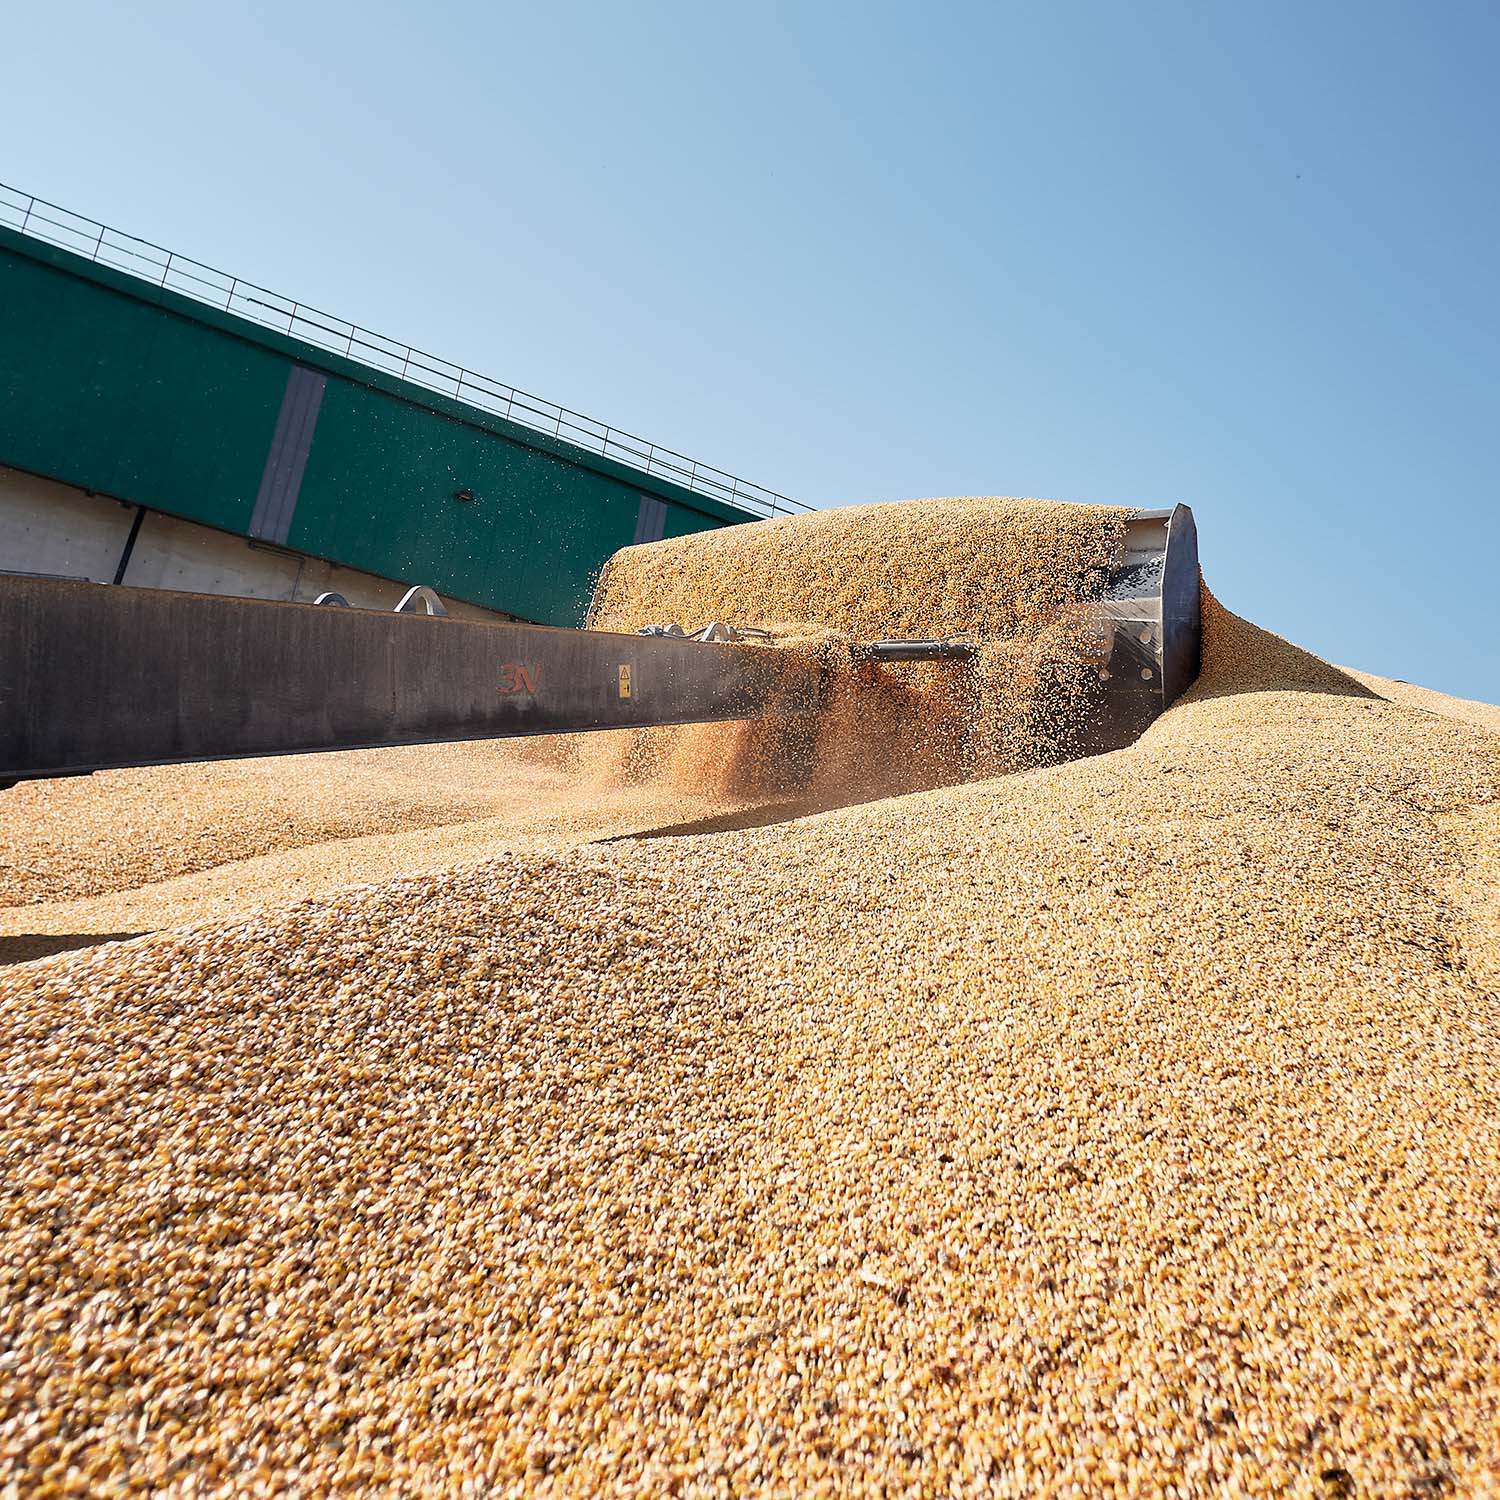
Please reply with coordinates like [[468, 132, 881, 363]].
[[0, 226, 751, 626], [0, 468, 511, 621]]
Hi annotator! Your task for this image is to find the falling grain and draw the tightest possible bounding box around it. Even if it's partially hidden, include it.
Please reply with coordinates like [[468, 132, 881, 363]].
[[583, 496, 1132, 801]]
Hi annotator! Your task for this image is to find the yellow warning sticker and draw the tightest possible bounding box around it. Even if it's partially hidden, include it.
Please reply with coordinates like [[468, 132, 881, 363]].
[[618, 664, 632, 699]]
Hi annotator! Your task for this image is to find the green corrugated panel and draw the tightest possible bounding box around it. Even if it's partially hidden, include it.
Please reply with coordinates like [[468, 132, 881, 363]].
[[0, 226, 756, 623], [290, 381, 656, 626], [663, 498, 734, 542], [0, 245, 285, 531]]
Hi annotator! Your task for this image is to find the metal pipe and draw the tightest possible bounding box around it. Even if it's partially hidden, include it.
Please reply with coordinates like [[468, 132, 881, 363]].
[[861, 638, 977, 663]]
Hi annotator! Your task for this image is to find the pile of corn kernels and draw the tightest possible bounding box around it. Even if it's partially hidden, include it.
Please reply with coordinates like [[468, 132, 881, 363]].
[[2, 499, 1498, 1496]]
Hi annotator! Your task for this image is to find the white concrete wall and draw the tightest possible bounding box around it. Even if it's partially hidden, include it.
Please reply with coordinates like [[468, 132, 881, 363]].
[[0, 468, 137, 582], [0, 466, 514, 624]]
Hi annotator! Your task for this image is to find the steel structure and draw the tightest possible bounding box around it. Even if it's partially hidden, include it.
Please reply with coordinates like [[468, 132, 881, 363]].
[[0, 215, 768, 626], [0, 183, 808, 522]]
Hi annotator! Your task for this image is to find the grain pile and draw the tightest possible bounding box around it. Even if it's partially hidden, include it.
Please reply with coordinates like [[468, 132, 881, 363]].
[[582, 497, 1131, 800], [0, 742, 531, 908], [587, 497, 1128, 642], [0, 751, 758, 967], [1344, 668, 1500, 736], [3, 496, 1500, 1496]]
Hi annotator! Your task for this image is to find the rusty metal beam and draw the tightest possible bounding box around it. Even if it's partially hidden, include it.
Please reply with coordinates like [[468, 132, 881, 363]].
[[0, 577, 824, 782]]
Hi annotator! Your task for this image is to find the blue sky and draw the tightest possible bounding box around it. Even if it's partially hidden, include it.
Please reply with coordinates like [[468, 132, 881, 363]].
[[6, 1, 1497, 698]]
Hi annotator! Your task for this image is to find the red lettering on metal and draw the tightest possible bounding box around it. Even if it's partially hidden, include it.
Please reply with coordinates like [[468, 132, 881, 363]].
[[498, 663, 540, 696]]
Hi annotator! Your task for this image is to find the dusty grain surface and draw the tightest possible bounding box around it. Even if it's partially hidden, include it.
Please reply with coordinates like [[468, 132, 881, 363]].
[[2, 498, 1499, 1496], [0, 742, 528, 909], [1344, 668, 1500, 736], [588, 496, 1130, 643], [0, 766, 781, 966]]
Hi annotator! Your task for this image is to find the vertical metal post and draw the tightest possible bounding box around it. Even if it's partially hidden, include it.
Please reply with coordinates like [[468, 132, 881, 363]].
[[159, 252, 173, 286], [112, 506, 148, 585], [20, 197, 33, 233], [225, 277, 238, 310], [93, 223, 106, 261]]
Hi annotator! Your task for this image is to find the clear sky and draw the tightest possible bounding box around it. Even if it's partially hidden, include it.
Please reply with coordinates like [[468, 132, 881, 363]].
[[5, 1, 1497, 699]]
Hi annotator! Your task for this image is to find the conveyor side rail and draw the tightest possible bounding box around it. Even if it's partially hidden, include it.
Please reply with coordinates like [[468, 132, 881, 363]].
[[0, 577, 825, 782]]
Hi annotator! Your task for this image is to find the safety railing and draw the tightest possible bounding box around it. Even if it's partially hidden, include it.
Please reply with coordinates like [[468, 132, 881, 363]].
[[0, 182, 809, 520]]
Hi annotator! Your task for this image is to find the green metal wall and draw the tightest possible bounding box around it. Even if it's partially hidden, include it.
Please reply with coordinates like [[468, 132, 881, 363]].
[[0, 226, 751, 625]]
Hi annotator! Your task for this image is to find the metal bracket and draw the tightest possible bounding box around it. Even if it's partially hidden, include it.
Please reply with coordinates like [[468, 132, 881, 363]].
[[394, 585, 449, 616]]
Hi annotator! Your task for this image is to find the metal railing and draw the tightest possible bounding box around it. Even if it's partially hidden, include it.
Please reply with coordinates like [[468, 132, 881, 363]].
[[0, 182, 809, 520]]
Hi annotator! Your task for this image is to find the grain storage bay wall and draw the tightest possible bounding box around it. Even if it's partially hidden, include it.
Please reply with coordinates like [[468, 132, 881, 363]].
[[0, 223, 757, 625]]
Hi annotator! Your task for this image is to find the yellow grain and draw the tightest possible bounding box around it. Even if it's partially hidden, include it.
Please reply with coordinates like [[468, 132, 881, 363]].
[[583, 496, 1131, 800], [1, 497, 1497, 1497]]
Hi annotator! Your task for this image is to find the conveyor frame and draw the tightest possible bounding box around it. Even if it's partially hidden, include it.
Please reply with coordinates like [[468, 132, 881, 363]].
[[0, 578, 824, 783]]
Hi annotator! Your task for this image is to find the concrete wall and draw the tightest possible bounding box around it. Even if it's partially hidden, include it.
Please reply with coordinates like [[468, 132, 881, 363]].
[[0, 467, 135, 583], [0, 467, 514, 623]]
